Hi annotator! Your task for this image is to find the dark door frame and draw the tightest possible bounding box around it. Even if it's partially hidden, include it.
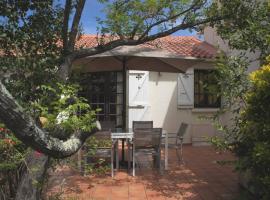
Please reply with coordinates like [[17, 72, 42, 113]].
[[80, 71, 126, 129]]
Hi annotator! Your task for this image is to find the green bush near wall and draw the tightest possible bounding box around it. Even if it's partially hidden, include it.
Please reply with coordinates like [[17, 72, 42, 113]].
[[235, 60, 270, 199]]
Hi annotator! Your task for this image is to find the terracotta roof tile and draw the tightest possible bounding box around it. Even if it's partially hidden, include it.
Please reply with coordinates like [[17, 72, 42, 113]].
[[75, 35, 217, 59]]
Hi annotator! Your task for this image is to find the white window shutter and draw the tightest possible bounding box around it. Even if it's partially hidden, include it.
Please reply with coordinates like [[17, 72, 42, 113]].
[[128, 71, 150, 128], [129, 71, 149, 105], [177, 68, 194, 108]]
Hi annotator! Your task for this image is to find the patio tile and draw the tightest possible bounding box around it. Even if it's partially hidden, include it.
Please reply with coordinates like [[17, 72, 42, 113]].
[[111, 186, 129, 199], [92, 197, 108, 200], [145, 189, 165, 199], [129, 184, 147, 198], [45, 145, 239, 200]]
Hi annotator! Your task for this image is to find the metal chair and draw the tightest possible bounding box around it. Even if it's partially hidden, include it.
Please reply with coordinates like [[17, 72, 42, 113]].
[[132, 128, 162, 176], [132, 121, 153, 130], [167, 123, 188, 164], [100, 120, 115, 131], [84, 123, 116, 177]]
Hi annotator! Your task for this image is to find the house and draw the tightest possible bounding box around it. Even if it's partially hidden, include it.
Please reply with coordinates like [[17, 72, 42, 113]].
[[203, 26, 261, 138], [204, 27, 261, 73], [72, 34, 221, 145]]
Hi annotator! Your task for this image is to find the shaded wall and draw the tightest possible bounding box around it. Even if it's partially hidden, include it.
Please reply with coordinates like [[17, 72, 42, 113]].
[[147, 63, 221, 144]]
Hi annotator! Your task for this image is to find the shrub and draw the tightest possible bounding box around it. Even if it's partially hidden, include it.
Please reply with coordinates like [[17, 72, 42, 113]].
[[0, 124, 28, 171], [235, 61, 270, 199], [0, 124, 28, 198]]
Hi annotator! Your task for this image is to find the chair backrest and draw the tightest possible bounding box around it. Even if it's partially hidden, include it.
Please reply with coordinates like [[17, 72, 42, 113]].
[[134, 128, 162, 149], [177, 123, 188, 138], [92, 130, 111, 140], [132, 121, 153, 130], [100, 120, 115, 131]]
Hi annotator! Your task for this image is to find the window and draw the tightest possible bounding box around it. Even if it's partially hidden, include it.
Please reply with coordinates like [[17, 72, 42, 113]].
[[194, 69, 221, 108]]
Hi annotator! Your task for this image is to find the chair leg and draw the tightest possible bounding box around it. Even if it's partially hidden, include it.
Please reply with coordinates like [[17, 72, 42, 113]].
[[158, 151, 162, 174], [111, 145, 114, 178], [180, 140, 184, 164], [133, 143, 135, 176], [84, 150, 88, 176], [128, 140, 130, 171], [116, 140, 119, 170], [155, 154, 160, 169], [175, 140, 184, 165], [153, 155, 156, 168], [176, 147, 181, 164], [129, 140, 133, 174]]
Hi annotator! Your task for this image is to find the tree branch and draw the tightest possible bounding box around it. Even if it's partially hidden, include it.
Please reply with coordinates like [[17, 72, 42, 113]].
[[0, 81, 100, 158], [68, 0, 86, 52], [62, 0, 72, 53], [58, 14, 225, 80], [138, 0, 203, 40], [141, 15, 224, 42]]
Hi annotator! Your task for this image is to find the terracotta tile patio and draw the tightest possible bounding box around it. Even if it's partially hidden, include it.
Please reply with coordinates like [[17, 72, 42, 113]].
[[45, 145, 239, 200]]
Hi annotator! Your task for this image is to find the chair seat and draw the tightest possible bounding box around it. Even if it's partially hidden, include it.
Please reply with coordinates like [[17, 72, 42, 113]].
[[91, 149, 111, 157], [135, 148, 159, 155]]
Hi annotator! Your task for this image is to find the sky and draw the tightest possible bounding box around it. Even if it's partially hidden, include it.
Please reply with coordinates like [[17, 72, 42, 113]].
[[78, 0, 198, 37]]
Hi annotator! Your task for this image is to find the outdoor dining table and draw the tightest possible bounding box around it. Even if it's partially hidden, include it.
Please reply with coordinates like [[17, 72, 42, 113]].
[[111, 128, 169, 173]]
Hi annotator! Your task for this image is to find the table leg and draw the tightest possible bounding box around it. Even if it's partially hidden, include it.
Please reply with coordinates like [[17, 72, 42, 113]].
[[121, 139, 125, 162], [165, 132, 168, 170], [127, 141, 130, 170], [111, 142, 114, 177], [133, 142, 135, 176], [116, 140, 119, 170]]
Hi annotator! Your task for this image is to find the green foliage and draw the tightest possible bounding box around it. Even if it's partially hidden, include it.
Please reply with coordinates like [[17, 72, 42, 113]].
[[234, 61, 270, 199], [85, 136, 112, 150], [212, 0, 270, 60], [31, 83, 98, 139], [64, 135, 112, 176], [215, 54, 250, 108], [210, 4, 270, 198], [83, 136, 111, 175], [0, 124, 28, 171], [0, 1, 63, 57], [0, 1, 63, 107], [213, 57, 270, 199], [97, 0, 216, 40], [209, 54, 251, 152]]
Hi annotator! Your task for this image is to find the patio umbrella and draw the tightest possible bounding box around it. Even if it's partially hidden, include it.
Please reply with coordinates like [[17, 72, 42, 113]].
[[71, 45, 201, 166], [72, 45, 202, 129], [72, 45, 200, 73]]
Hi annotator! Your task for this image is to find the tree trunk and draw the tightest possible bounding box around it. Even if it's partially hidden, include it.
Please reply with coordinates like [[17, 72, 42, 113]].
[[15, 151, 50, 200], [0, 81, 100, 158]]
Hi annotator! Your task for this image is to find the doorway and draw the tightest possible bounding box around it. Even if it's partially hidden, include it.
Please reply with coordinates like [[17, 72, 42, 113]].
[[80, 71, 124, 129]]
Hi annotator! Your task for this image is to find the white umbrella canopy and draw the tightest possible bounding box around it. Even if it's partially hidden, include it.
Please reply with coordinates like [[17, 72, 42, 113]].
[[72, 45, 201, 73]]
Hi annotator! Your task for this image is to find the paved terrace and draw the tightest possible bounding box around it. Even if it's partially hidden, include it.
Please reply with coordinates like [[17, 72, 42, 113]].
[[45, 146, 239, 200]]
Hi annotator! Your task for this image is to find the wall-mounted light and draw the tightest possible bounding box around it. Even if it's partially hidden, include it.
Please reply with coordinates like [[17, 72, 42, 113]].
[[183, 73, 189, 78], [135, 74, 142, 80]]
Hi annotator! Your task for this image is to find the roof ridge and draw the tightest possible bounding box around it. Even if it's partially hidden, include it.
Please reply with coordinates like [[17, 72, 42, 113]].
[[80, 34, 200, 39], [76, 34, 217, 59]]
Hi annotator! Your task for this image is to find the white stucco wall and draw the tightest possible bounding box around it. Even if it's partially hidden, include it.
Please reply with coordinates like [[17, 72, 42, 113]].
[[204, 27, 261, 72], [126, 27, 262, 145], [128, 61, 221, 145], [201, 26, 262, 142], [148, 70, 219, 144]]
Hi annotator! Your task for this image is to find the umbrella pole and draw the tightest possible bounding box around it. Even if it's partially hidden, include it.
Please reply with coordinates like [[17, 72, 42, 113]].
[[121, 57, 127, 164], [122, 57, 127, 130]]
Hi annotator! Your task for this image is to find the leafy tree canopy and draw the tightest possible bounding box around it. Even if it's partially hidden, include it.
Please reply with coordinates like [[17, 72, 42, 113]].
[[213, 0, 270, 60], [0, 0, 260, 158], [97, 0, 216, 40]]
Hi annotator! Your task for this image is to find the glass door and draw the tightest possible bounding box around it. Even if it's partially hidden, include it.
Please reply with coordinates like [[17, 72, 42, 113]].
[[80, 71, 123, 129]]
